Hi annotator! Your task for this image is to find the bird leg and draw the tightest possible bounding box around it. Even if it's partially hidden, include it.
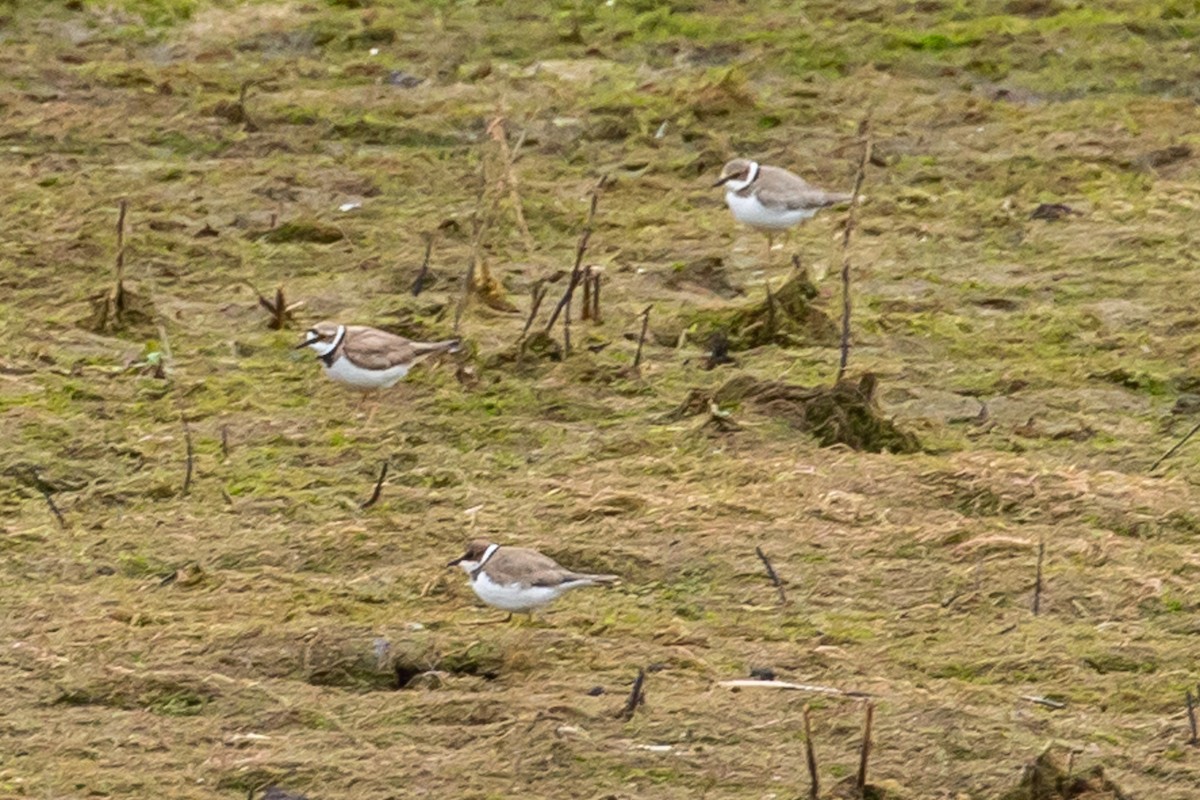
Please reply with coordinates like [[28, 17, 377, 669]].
[[765, 232, 775, 265]]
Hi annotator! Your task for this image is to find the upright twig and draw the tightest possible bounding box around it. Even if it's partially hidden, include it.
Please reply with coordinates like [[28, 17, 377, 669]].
[[412, 233, 435, 296], [591, 273, 601, 323], [220, 425, 230, 461], [181, 421, 194, 496], [620, 667, 647, 720], [115, 198, 127, 291], [856, 701, 875, 796], [836, 115, 873, 383], [633, 304, 652, 369], [545, 176, 607, 333], [361, 462, 389, 509], [487, 117, 534, 254], [754, 546, 787, 605], [1187, 689, 1198, 745], [581, 265, 592, 321], [154, 322, 173, 379], [251, 283, 303, 330], [238, 79, 259, 132], [41, 489, 66, 529], [518, 282, 548, 344], [454, 159, 489, 336], [1150, 420, 1200, 471], [803, 704, 819, 800], [563, 292, 572, 356], [1032, 538, 1045, 616]]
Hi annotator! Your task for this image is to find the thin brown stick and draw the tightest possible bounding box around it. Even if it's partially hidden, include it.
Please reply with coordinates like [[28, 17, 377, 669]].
[[620, 667, 646, 720], [581, 265, 592, 321], [220, 425, 230, 460], [803, 705, 819, 800], [1032, 538, 1045, 615], [856, 701, 874, 795], [361, 462, 389, 510], [41, 489, 66, 529], [412, 233, 435, 296], [1187, 690, 1198, 745], [238, 79, 259, 132], [454, 159, 489, 336], [518, 282, 548, 344], [544, 176, 606, 333], [182, 421, 194, 496], [633, 304, 652, 369], [836, 115, 873, 382], [563, 292, 572, 356], [591, 273, 601, 323], [1150, 420, 1200, 471], [754, 546, 787, 605], [115, 198, 127, 284], [489, 118, 534, 254]]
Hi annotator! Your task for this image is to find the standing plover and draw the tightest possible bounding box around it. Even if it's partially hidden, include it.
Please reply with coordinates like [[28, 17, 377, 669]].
[[713, 158, 851, 261], [296, 321, 459, 390], [447, 540, 618, 616]]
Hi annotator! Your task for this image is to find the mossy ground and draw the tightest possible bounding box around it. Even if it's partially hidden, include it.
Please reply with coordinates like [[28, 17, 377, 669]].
[[3, 1, 1200, 798]]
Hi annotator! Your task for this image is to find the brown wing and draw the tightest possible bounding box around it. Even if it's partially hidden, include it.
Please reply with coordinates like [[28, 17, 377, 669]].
[[340, 326, 420, 370], [528, 568, 617, 587], [753, 165, 851, 212]]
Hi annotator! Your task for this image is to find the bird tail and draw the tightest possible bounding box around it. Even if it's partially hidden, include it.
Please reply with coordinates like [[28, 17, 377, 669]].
[[414, 339, 462, 356], [575, 572, 619, 585], [826, 191, 854, 206]]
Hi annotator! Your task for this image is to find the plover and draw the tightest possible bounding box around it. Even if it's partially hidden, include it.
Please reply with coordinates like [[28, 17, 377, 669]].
[[713, 158, 851, 260], [296, 321, 460, 390], [447, 539, 618, 616]]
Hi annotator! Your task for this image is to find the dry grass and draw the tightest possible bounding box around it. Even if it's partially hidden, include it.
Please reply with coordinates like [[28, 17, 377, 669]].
[[3, 1, 1200, 798]]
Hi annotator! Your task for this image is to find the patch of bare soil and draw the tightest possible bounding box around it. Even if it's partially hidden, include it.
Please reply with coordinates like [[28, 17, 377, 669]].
[[669, 373, 920, 453]]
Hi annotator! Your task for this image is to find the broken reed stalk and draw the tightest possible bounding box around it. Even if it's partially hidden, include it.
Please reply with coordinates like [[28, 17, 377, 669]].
[[1032, 537, 1045, 615], [220, 425, 230, 460], [41, 489, 66, 529], [856, 701, 875, 796], [238, 79, 259, 132], [487, 117, 534, 254], [518, 282, 548, 344], [581, 265, 592, 321], [361, 461, 389, 509], [411, 233, 435, 296], [803, 704, 819, 800], [252, 283, 302, 330], [633, 304, 652, 369], [182, 421, 194, 496], [1150, 420, 1200, 471], [1187, 689, 1198, 745], [544, 176, 607, 333], [620, 667, 646, 721], [836, 116, 873, 383], [454, 158, 490, 336], [591, 273, 601, 323], [563, 292, 572, 355], [754, 546, 787, 605], [99, 199, 129, 327]]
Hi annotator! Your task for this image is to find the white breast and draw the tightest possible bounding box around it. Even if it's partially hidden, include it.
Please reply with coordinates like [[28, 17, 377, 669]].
[[322, 356, 411, 389], [725, 190, 817, 230], [471, 572, 565, 612]]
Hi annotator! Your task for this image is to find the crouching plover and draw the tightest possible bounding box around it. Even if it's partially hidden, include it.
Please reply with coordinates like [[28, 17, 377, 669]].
[[296, 321, 460, 390], [713, 158, 851, 262], [447, 540, 619, 618]]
